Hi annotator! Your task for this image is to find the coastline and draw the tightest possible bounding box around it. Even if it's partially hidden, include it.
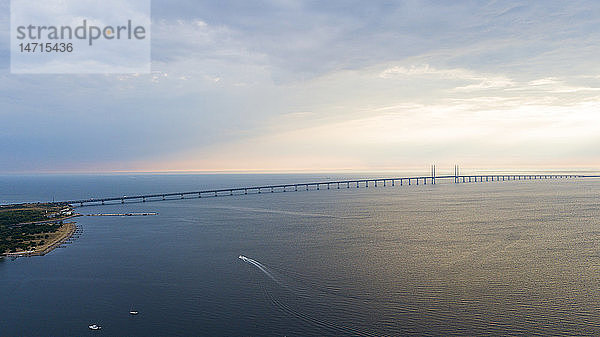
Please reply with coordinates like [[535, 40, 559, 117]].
[[4, 222, 77, 257]]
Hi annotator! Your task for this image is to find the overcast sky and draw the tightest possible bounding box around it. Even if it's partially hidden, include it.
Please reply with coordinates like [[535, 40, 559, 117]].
[[1, 1, 599, 173]]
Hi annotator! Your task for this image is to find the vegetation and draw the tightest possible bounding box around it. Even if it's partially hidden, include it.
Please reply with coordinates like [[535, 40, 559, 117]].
[[0, 203, 73, 255], [0, 222, 64, 254]]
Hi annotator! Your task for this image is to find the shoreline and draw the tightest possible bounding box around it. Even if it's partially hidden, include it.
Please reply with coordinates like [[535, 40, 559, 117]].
[[4, 222, 77, 258]]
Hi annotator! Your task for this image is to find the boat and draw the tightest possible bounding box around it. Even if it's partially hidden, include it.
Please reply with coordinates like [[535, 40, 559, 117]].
[[129, 305, 139, 315], [88, 324, 102, 330]]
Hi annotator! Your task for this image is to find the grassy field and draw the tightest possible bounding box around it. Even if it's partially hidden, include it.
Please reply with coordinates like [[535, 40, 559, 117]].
[[0, 203, 75, 255]]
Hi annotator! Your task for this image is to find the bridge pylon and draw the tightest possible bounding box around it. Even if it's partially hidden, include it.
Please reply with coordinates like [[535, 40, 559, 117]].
[[454, 164, 460, 183]]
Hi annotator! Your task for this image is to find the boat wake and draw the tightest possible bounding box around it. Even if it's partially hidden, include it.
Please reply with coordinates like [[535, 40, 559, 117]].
[[238, 255, 281, 285], [238, 255, 378, 337]]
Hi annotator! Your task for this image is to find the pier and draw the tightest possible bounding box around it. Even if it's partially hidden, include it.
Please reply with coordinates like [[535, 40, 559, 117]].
[[59, 166, 600, 207]]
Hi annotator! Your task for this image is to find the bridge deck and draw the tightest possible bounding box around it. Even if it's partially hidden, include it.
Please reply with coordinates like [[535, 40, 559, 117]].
[[60, 174, 600, 207]]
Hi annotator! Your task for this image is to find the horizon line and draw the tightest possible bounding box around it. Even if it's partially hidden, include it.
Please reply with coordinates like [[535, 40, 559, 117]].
[[1, 166, 600, 176]]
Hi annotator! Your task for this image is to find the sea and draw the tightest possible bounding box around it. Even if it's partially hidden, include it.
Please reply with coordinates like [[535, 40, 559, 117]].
[[1, 172, 599, 336]]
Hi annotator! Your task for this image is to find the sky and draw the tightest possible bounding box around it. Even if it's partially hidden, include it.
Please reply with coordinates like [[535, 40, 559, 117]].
[[1, 0, 599, 173]]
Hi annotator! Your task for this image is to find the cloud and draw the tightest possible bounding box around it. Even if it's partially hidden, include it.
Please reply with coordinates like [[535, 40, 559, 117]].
[[380, 64, 516, 92], [2, 1, 600, 172]]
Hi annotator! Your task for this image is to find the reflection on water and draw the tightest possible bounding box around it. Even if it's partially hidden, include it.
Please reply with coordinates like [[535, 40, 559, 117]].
[[0, 175, 599, 336]]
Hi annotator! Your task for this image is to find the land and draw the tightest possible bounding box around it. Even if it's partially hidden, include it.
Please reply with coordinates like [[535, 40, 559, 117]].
[[0, 203, 78, 256]]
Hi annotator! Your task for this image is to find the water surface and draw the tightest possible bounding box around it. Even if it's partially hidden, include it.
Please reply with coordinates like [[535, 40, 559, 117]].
[[1, 174, 599, 336]]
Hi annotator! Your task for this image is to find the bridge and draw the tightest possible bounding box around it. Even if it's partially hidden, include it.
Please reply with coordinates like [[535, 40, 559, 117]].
[[61, 166, 599, 207]]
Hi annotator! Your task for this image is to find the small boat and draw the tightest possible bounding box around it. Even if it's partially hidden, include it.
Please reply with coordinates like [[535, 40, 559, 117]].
[[88, 324, 102, 330], [129, 306, 139, 315]]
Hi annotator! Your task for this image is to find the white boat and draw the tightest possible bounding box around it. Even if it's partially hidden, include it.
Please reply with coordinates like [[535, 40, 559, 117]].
[[130, 305, 139, 315], [88, 324, 102, 330]]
